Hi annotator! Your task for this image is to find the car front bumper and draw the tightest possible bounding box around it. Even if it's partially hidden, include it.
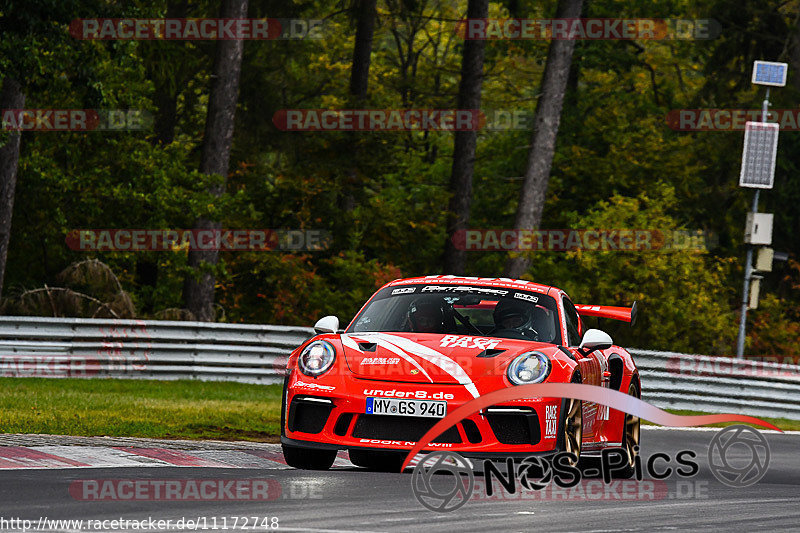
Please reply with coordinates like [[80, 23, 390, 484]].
[[282, 376, 564, 456]]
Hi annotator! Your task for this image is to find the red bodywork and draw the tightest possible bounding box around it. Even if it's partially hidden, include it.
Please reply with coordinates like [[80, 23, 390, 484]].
[[281, 275, 639, 458]]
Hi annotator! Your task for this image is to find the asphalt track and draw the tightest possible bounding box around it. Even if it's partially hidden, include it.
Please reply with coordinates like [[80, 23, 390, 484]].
[[0, 428, 798, 532]]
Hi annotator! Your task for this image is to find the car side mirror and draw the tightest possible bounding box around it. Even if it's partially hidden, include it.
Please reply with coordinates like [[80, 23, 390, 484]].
[[579, 328, 613, 353], [314, 316, 340, 334]]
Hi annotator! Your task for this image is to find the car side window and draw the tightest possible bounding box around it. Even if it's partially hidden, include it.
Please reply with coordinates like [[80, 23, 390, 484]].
[[562, 297, 583, 347]]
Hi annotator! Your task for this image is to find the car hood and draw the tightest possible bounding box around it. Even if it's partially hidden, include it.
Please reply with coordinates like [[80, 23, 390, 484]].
[[340, 331, 555, 392]]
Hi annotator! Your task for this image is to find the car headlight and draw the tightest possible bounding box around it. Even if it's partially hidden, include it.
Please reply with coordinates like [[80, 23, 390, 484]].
[[507, 351, 551, 385], [298, 340, 336, 377]]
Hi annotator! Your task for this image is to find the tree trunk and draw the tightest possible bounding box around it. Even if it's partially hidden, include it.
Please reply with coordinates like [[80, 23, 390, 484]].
[[341, 0, 378, 212], [442, 0, 489, 275], [153, 88, 179, 146], [152, 0, 189, 146], [183, 0, 248, 321], [504, 0, 583, 279], [350, 0, 378, 99], [790, 10, 800, 92], [0, 77, 25, 299]]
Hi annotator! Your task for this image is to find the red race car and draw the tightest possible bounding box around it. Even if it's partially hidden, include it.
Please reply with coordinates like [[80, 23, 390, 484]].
[[281, 275, 640, 472]]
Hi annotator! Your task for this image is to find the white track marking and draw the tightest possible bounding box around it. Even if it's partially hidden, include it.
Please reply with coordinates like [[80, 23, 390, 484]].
[[0, 446, 357, 470], [2, 427, 795, 471], [30, 446, 173, 467], [187, 450, 292, 469], [333, 451, 353, 468]]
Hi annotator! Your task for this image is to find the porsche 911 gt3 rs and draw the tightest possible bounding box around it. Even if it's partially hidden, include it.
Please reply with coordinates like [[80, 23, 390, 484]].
[[281, 275, 640, 472]]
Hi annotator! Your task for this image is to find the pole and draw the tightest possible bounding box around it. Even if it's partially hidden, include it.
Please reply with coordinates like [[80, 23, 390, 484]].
[[736, 190, 760, 358], [735, 89, 770, 359]]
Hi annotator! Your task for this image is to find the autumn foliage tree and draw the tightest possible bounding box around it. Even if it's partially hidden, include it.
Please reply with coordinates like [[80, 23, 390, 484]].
[[2, 0, 800, 357]]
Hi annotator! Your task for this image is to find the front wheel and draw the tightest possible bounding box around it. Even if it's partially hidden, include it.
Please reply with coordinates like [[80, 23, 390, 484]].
[[282, 444, 337, 470]]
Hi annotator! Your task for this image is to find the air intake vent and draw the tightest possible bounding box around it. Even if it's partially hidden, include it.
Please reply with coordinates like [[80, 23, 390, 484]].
[[334, 413, 354, 436], [461, 419, 482, 443], [287, 397, 334, 434], [477, 348, 506, 358], [485, 408, 541, 445], [352, 415, 461, 443]]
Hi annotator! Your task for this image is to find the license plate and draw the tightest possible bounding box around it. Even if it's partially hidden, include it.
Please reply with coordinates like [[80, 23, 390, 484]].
[[365, 397, 447, 418]]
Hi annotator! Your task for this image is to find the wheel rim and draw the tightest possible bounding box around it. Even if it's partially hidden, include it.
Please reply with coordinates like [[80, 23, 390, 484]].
[[624, 386, 641, 467], [563, 397, 582, 463]]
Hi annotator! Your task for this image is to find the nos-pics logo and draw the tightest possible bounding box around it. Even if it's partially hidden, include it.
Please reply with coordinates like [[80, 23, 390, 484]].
[[707, 425, 770, 488], [410, 452, 474, 512], [411, 425, 771, 512]]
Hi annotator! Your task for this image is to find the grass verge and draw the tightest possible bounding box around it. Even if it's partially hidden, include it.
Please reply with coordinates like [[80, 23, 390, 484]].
[[0, 378, 282, 442], [1, 379, 797, 441], [642, 409, 800, 431]]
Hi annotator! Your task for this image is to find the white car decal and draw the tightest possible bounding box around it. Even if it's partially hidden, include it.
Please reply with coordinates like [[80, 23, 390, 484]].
[[369, 333, 480, 399], [342, 333, 434, 383]]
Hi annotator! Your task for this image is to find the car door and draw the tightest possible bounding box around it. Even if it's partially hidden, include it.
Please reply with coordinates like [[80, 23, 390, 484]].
[[562, 295, 609, 442]]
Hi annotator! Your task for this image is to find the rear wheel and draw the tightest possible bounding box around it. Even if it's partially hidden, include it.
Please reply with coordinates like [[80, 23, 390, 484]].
[[282, 444, 337, 470], [558, 373, 583, 465], [617, 380, 641, 478], [348, 449, 407, 472], [561, 396, 583, 465]]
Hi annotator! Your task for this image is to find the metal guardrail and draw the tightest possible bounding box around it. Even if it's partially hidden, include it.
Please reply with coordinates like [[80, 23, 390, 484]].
[[0, 317, 798, 420], [630, 349, 800, 421], [0, 316, 314, 384]]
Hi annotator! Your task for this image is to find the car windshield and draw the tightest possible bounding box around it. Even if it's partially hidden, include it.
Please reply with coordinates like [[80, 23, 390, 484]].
[[347, 284, 562, 344]]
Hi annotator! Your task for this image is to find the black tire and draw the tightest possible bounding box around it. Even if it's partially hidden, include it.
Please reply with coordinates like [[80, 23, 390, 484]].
[[615, 380, 642, 479], [282, 444, 337, 470], [348, 449, 407, 472]]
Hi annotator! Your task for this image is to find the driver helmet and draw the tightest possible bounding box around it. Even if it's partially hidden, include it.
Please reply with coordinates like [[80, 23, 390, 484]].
[[493, 298, 534, 331], [409, 298, 445, 333], [531, 305, 555, 341]]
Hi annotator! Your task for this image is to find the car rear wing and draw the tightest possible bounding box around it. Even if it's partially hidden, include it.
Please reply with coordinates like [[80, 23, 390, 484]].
[[575, 301, 638, 326]]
